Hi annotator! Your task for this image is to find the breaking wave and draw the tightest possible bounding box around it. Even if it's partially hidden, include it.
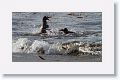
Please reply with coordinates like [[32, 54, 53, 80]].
[[12, 38, 102, 56]]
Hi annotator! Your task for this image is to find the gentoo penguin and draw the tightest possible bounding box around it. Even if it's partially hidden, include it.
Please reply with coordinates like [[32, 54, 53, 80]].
[[40, 16, 51, 33], [59, 28, 75, 34]]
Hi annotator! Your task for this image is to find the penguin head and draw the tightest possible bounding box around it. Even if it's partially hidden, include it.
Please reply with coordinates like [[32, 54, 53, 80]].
[[43, 16, 51, 21], [59, 28, 69, 34]]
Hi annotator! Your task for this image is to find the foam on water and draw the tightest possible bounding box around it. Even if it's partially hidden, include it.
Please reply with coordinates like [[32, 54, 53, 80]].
[[13, 38, 49, 54], [12, 38, 32, 53], [12, 38, 102, 56], [28, 40, 49, 54], [47, 42, 65, 55], [30, 27, 70, 37]]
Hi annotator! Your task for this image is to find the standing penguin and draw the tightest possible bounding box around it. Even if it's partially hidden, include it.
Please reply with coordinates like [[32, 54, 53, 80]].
[[40, 16, 51, 33]]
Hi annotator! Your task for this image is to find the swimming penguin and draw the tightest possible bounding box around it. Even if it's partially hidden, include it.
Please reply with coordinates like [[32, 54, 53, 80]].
[[59, 28, 75, 34]]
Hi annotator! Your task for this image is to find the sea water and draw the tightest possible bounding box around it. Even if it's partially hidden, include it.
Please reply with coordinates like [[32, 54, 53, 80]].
[[12, 12, 102, 62]]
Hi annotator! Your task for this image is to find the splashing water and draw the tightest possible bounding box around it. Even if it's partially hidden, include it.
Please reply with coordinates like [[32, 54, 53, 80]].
[[12, 38, 102, 56]]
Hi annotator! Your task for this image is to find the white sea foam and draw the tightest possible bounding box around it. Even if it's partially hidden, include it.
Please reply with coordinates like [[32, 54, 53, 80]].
[[47, 42, 65, 55], [31, 26, 59, 36], [12, 38, 32, 53], [28, 40, 49, 54], [12, 38, 102, 56]]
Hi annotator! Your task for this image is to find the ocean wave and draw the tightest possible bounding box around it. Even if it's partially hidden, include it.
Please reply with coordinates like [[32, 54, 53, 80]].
[[12, 38, 102, 56]]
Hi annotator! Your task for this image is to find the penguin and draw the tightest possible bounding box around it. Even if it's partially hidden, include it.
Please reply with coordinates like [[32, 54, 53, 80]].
[[59, 28, 75, 34], [40, 16, 51, 33]]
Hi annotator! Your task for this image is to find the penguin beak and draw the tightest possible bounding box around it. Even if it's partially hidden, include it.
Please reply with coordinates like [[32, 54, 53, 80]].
[[47, 16, 52, 18], [47, 16, 52, 20]]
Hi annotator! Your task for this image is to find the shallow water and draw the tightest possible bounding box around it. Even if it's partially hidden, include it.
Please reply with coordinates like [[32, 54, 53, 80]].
[[12, 12, 102, 62], [12, 53, 102, 62]]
